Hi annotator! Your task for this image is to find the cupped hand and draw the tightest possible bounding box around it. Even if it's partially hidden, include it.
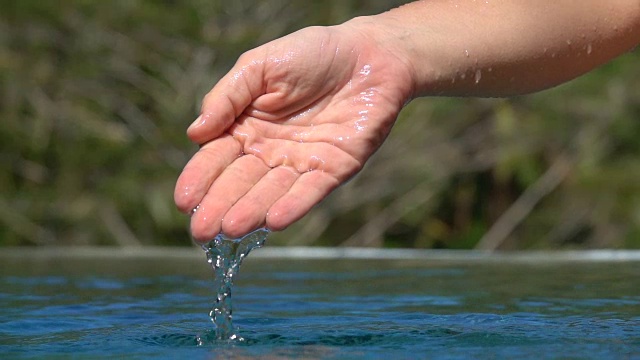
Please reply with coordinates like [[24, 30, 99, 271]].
[[174, 22, 414, 242]]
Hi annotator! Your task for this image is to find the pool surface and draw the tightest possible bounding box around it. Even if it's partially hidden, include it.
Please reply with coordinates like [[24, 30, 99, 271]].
[[1, 248, 639, 359]]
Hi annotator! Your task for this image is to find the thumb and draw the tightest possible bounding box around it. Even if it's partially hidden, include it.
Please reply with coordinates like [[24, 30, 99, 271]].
[[187, 53, 266, 144]]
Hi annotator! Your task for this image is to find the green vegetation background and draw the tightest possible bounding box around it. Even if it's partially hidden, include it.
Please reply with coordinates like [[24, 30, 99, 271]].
[[2, 0, 639, 249]]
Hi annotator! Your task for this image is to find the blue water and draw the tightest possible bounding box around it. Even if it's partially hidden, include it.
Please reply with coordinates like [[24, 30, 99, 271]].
[[1, 252, 639, 359]]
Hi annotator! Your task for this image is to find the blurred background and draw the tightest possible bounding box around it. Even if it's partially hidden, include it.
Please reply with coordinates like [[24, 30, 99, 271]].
[[2, 0, 639, 250]]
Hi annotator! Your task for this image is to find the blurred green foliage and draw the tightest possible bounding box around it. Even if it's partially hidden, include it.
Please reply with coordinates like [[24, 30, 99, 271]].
[[1, 0, 639, 249]]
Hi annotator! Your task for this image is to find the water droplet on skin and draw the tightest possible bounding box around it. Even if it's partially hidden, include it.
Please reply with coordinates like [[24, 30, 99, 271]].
[[474, 69, 482, 84], [464, 49, 470, 58], [586, 44, 593, 55], [359, 64, 371, 76], [307, 155, 325, 172]]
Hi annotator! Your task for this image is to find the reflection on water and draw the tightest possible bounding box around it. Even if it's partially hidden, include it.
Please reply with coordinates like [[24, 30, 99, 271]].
[[0, 252, 639, 359]]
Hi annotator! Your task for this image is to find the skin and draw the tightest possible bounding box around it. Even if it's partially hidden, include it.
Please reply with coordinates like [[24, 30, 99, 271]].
[[175, 0, 640, 243]]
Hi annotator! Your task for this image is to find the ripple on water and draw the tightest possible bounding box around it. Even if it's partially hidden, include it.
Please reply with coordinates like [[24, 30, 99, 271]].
[[1, 251, 639, 359]]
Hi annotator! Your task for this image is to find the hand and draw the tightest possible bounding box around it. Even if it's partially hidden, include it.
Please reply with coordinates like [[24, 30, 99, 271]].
[[174, 23, 414, 242]]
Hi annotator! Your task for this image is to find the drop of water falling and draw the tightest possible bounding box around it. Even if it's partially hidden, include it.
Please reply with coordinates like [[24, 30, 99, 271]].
[[474, 69, 482, 84]]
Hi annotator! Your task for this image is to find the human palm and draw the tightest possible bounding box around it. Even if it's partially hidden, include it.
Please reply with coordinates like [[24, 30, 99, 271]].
[[175, 25, 414, 242]]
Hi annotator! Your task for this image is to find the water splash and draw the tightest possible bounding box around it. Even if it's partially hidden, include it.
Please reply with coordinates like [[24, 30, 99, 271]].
[[198, 228, 269, 344]]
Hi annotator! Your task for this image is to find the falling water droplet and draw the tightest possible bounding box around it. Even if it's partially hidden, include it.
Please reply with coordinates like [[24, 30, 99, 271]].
[[474, 69, 482, 84]]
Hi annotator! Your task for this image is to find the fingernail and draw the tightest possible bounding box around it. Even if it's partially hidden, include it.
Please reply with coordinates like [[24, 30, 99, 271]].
[[188, 115, 204, 131]]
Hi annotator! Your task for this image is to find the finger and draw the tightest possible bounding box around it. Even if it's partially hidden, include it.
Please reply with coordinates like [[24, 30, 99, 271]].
[[221, 166, 299, 238], [266, 170, 341, 231], [174, 134, 242, 214], [190, 154, 270, 243], [187, 52, 266, 144]]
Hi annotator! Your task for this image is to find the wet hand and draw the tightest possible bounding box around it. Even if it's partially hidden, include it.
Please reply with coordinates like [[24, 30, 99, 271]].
[[174, 24, 413, 242]]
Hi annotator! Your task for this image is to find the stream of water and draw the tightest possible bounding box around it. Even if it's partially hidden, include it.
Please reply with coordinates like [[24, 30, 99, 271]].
[[198, 228, 269, 344]]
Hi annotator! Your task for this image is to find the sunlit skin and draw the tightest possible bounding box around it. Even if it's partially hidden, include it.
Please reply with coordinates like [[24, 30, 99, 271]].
[[175, 25, 414, 241], [175, 0, 640, 243]]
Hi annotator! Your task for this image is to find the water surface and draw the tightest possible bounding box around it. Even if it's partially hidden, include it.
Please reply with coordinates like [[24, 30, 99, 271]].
[[0, 249, 638, 359]]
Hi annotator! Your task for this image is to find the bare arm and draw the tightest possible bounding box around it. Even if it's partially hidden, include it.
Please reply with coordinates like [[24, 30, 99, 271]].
[[347, 0, 640, 98], [176, 1, 639, 241]]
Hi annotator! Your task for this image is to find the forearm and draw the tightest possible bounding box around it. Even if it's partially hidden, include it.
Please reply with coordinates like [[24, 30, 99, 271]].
[[347, 0, 640, 98]]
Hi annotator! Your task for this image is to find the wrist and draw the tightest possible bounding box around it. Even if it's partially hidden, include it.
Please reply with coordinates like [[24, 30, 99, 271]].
[[341, 14, 422, 102]]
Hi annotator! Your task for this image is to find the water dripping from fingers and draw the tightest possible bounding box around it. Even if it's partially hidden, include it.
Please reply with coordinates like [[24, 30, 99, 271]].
[[197, 228, 269, 344]]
